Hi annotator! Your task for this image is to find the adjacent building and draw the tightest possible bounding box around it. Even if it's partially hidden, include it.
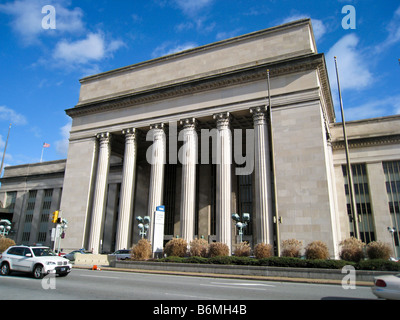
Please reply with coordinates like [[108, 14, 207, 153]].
[[1, 19, 399, 258]]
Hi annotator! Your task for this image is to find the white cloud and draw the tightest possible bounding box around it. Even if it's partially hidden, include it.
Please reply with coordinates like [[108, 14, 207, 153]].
[[0, 0, 84, 45], [52, 32, 125, 70], [53, 33, 105, 64], [152, 41, 197, 58], [326, 34, 373, 93], [55, 120, 71, 157], [281, 15, 327, 42], [343, 95, 400, 121], [216, 28, 243, 41], [0, 106, 27, 126], [375, 5, 400, 52], [174, 0, 214, 17]]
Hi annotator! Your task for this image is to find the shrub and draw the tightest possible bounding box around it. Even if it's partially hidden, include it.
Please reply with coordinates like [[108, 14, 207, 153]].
[[304, 241, 330, 260], [366, 241, 392, 260], [208, 242, 229, 257], [253, 243, 274, 259], [0, 237, 15, 253], [281, 239, 302, 258], [131, 239, 152, 260], [189, 238, 208, 257], [186, 256, 209, 264], [233, 242, 251, 257], [356, 259, 400, 271], [164, 238, 188, 257], [339, 237, 365, 262]]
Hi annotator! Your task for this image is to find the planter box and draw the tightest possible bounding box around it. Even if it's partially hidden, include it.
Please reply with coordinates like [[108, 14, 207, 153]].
[[112, 260, 398, 284]]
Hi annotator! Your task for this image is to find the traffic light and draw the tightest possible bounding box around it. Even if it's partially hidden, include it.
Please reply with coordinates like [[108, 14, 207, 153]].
[[52, 210, 59, 224]]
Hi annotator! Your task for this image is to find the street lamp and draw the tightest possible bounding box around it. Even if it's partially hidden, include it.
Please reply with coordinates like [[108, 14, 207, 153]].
[[137, 216, 151, 239], [232, 213, 250, 243], [0, 219, 11, 237], [388, 227, 397, 260]]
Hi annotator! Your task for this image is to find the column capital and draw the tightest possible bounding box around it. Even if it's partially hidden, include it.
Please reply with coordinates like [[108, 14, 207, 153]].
[[96, 132, 112, 147], [179, 118, 197, 130], [213, 112, 230, 129], [96, 132, 111, 139], [150, 123, 165, 131], [250, 106, 268, 126], [122, 128, 137, 143], [250, 105, 267, 114], [122, 128, 136, 135]]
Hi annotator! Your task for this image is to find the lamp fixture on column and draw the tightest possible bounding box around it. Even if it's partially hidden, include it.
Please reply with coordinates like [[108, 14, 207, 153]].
[[232, 213, 250, 243], [137, 216, 151, 239]]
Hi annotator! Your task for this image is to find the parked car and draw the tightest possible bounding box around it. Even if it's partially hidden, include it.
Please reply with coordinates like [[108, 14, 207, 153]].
[[109, 249, 131, 260], [63, 249, 87, 261], [372, 274, 400, 300], [0, 245, 72, 279]]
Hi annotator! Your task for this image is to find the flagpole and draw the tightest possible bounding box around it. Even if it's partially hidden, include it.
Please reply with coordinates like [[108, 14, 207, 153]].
[[267, 69, 280, 256], [0, 123, 11, 177], [40, 145, 44, 163], [334, 56, 360, 240]]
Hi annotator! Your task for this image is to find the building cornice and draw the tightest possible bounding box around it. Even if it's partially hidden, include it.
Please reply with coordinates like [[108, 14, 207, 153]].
[[66, 53, 335, 123], [331, 134, 400, 150]]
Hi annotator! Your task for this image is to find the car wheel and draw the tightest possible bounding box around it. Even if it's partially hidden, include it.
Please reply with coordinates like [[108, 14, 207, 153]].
[[0, 262, 10, 276], [33, 265, 45, 279]]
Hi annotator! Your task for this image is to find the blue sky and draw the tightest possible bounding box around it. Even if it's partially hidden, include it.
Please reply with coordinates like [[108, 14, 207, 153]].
[[0, 0, 399, 169]]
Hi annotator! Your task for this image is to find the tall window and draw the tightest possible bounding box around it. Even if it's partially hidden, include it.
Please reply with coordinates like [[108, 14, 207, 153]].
[[237, 172, 253, 235], [5, 191, 17, 211], [383, 161, 400, 249], [37, 189, 53, 243], [22, 190, 37, 243], [163, 164, 177, 236], [342, 164, 375, 243]]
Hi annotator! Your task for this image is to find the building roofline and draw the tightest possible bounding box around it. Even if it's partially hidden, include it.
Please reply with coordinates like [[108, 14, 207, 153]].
[[79, 19, 314, 84]]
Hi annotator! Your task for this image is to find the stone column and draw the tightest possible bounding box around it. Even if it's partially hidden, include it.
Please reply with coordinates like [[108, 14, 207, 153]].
[[250, 106, 273, 244], [115, 128, 137, 250], [88, 132, 112, 254], [147, 123, 166, 243], [179, 118, 197, 242], [213, 112, 232, 252]]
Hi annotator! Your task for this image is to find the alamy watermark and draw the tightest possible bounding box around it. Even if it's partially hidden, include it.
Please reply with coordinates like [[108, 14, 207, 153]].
[[144, 120, 255, 176], [341, 265, 357, 289], [342, 5, 356, 30], [41, 5, 56, 30], [41, 272, 57, 290]]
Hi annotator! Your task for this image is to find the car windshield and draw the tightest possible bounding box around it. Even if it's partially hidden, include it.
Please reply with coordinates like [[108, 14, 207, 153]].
[[32, 248, 56, 257]]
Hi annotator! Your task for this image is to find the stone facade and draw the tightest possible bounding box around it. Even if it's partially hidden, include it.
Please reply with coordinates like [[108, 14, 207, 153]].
[[1, 19, 399, 258]]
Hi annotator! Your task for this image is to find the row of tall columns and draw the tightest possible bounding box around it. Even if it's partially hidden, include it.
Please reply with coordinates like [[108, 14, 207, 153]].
[[179, 118, 198, 242], [88, 133, 112, 254], [115, 128, 137, 250], [213, 112, 232, 252], [87, 107, 274, 254], [251, 107, 274, 245], [146, 123, 166, 243]]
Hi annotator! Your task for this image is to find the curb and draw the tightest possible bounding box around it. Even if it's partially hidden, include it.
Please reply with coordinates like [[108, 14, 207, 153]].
[[72, 264, 374, 287]]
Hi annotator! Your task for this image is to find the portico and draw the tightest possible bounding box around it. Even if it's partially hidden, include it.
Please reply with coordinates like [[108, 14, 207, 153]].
[[59, 19, 340, 256]]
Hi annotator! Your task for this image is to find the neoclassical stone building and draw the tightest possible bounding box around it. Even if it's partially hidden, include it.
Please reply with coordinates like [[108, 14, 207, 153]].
[[1, 19, 399, 258]]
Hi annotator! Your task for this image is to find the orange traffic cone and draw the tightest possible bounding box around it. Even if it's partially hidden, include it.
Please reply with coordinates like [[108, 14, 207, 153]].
[[92, 265, 98, 270]]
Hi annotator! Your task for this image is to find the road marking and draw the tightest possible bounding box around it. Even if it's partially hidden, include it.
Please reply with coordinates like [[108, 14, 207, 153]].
[[0, 276, 30, 281], [165, 292, 220, 300], [200, 283, 274, 291], [210, 282, 275, 287], [80, 274, 120, 279]]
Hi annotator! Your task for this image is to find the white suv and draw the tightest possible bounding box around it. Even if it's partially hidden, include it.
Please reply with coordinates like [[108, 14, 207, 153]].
[[0, 245, 72, 279]]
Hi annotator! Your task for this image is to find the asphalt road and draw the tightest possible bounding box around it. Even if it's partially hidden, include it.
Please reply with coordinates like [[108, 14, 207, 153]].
[[0, 267, 378, 302]]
